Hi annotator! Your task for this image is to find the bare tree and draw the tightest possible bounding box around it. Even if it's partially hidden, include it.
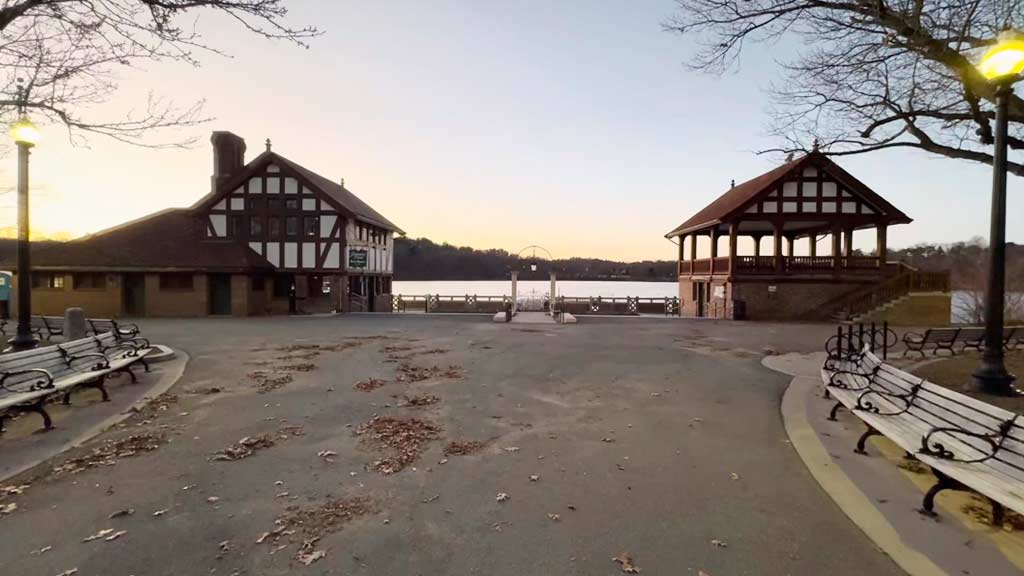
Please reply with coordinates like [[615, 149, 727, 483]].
[[0, 1, 318, 148], [666, 1, 1024, 175]]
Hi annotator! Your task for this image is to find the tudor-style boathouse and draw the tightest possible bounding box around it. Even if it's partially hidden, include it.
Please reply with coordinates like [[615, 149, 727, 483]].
[[4, 131, 402, 317], [665, 151, 950, 322]]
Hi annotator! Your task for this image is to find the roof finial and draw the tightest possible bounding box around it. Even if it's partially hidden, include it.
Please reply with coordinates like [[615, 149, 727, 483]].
[[811, 138, 820, 152], [730, 179, 735, 189], [265, 138, 272, 152], [340, 177, 345, 187]]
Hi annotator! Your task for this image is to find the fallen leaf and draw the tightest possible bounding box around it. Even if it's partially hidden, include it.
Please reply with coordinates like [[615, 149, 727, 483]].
[[0, 502, 17, 515], [699, 571, 713, 576], [152, 509, 167, 517], [31, 545, 52, 555], [255, 532, 271, 544], [421, 495, 440, 504], [297, 549, 326, 565], [612, 551, 641, 573], [109, 508, 135, 519], [317, 450, 338, 458], [730, 473, 740, 481], [207, 496, 220, 504], [503, 446, 519, 453], [547, 513, 561, 521], [711, 538, 728, 548], [601, 437, 616, 443], [218, 540, 231, 552], [104, 530, 127, 542], [438, 458, 449, 465], [83, 529, 115, 542], [496, 492, 510, 502], [55, 570, 78, 576], [276, 492, 290, 498], [529, 475, 540, 482]]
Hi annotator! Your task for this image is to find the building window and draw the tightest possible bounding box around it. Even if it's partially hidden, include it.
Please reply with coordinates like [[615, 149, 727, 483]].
[[286, 216, 298, 237], [159, 273, 194, 291], [269, 216, 281, 239], [73, 273, 105, 290], [247, 197, 263, 211], [303, 216, 318, 237], [285, 198, 298, 210], [250, 216, 264, 237], [229, 215, 243, 237], [268, 198, 282, 211], [32, 272, 64, 289]]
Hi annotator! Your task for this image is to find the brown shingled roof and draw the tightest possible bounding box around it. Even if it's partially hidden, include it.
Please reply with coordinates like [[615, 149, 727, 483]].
[[665, 152, 911, 238], [3, 209, 274, 272]]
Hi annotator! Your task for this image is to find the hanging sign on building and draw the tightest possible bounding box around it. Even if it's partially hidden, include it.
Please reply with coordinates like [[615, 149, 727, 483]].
[[348, 249, 368, 269]]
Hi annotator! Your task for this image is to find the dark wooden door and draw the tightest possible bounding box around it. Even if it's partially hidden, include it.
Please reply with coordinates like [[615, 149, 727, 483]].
[[209, 274, 232, 315], [123, 274, 146, 315], [696, 283, 706, 318]]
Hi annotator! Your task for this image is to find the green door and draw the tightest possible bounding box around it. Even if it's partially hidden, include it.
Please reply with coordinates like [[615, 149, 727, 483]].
[[209, 274, 232, 315]]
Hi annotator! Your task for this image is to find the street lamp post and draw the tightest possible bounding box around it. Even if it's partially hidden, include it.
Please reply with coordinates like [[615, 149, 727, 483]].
[[8, 112, 40, 352], [973, 31, 1024, 395]]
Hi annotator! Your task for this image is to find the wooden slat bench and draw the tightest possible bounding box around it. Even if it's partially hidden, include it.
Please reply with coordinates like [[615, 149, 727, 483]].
[[0, 333, 152, 432], [822, 348, 1024, 526], [903, 326, 1023, 357], [87, 318, 141, 339]]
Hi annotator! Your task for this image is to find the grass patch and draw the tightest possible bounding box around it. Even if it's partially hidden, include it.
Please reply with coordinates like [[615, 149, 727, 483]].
[[911, 351, 1024, 414]]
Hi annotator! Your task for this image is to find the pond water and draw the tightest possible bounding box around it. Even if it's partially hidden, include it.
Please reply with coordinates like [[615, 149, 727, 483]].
[[392, 280, 678, 299]]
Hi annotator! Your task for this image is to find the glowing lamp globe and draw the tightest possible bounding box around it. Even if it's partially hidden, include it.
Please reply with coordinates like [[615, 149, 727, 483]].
[[979, 31, 1024, 82], [10, 115, 39, 147], [530, 263, 537, 272]]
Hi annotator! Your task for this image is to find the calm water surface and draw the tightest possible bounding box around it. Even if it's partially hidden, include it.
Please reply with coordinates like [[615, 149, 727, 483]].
[[393, 280, 678, 299]]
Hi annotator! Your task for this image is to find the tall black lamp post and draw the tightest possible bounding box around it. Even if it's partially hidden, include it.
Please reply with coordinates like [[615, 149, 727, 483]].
[[973, 31, 1024, 395], [8, 109, 41, 352]]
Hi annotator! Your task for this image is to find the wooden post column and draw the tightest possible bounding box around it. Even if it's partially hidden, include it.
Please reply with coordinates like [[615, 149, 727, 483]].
[[832, 225, 842, 271], [753, 235, 761, 258], [773, 224, 783, 274], [728, 224, 738, 275], [709, 228, 718, 276], [876, 224, 887, 267], [844, 228, 854, 258], [809, 234, 817, 257], [785, 236, 794, 257]]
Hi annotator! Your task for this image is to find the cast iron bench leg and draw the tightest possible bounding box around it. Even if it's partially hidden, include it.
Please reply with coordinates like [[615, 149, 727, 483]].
[[855, 425, 881, 455], [828, 401, 843, 421], [86, 377, 110, 402], [141, 358, 150, 373], [114, 365, 138, 384], [921, 468, 967, 519], [12, 400, 54, 431]]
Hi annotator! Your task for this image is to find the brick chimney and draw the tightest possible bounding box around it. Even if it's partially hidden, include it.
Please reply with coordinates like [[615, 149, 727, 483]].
[[210, 131, 247, 191]]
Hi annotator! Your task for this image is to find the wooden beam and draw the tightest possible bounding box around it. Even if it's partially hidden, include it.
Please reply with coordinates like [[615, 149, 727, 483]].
[[876, 224, 887, 267], [773, 224, 783, 273], [728, 224, 738, 275], [709, 229, 718, 276]]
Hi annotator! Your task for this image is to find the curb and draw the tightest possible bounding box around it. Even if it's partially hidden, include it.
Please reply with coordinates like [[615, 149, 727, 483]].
[[767, 355, 948, 576]]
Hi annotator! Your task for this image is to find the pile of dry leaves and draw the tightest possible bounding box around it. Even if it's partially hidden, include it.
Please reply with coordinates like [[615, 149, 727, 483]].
[[249, 371, 294, 393], [256, 496, 376, 565], [210, 434, 276, 461], [444, 440, 486, 456], [354, 378, 387, 392], [395, 363, 464, 383], [355, 416, 442, 474], [52, 433, 165, 476], [401, 393, 440, 407], [278, 363, 316, 373]]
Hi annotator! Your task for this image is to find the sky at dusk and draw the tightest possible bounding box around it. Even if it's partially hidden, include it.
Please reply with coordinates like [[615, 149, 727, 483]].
[[0, 0, 1020, 261]]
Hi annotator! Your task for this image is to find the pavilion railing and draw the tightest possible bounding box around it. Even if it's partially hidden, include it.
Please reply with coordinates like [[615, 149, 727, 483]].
[[683, 255, 890, 275]]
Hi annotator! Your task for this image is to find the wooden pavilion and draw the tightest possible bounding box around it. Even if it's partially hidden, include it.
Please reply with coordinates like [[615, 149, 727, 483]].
[[665, 151, 943, 321]]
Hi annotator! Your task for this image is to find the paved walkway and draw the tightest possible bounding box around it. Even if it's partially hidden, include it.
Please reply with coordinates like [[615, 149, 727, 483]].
[[767, 352, 1024, 576], [0, 316, 906, 575]]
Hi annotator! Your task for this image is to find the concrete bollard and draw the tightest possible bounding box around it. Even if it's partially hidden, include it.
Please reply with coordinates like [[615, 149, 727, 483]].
[[64, 307, 87, 341]]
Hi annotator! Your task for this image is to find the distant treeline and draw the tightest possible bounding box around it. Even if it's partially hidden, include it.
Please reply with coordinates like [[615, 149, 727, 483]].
[[393, 237, 676, 281], [888, 239, 1023, 290]]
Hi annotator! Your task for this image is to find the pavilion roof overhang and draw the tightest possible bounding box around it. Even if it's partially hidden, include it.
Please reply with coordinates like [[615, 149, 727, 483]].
[[665, 152, 912, 239]]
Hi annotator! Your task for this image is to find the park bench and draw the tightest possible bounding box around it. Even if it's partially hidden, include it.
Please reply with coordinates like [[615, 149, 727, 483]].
[[902, 326, 1023, 357], [822, 347, 1024, 526], [87, 318, 141, 339], [0, 333, 152, 432]]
